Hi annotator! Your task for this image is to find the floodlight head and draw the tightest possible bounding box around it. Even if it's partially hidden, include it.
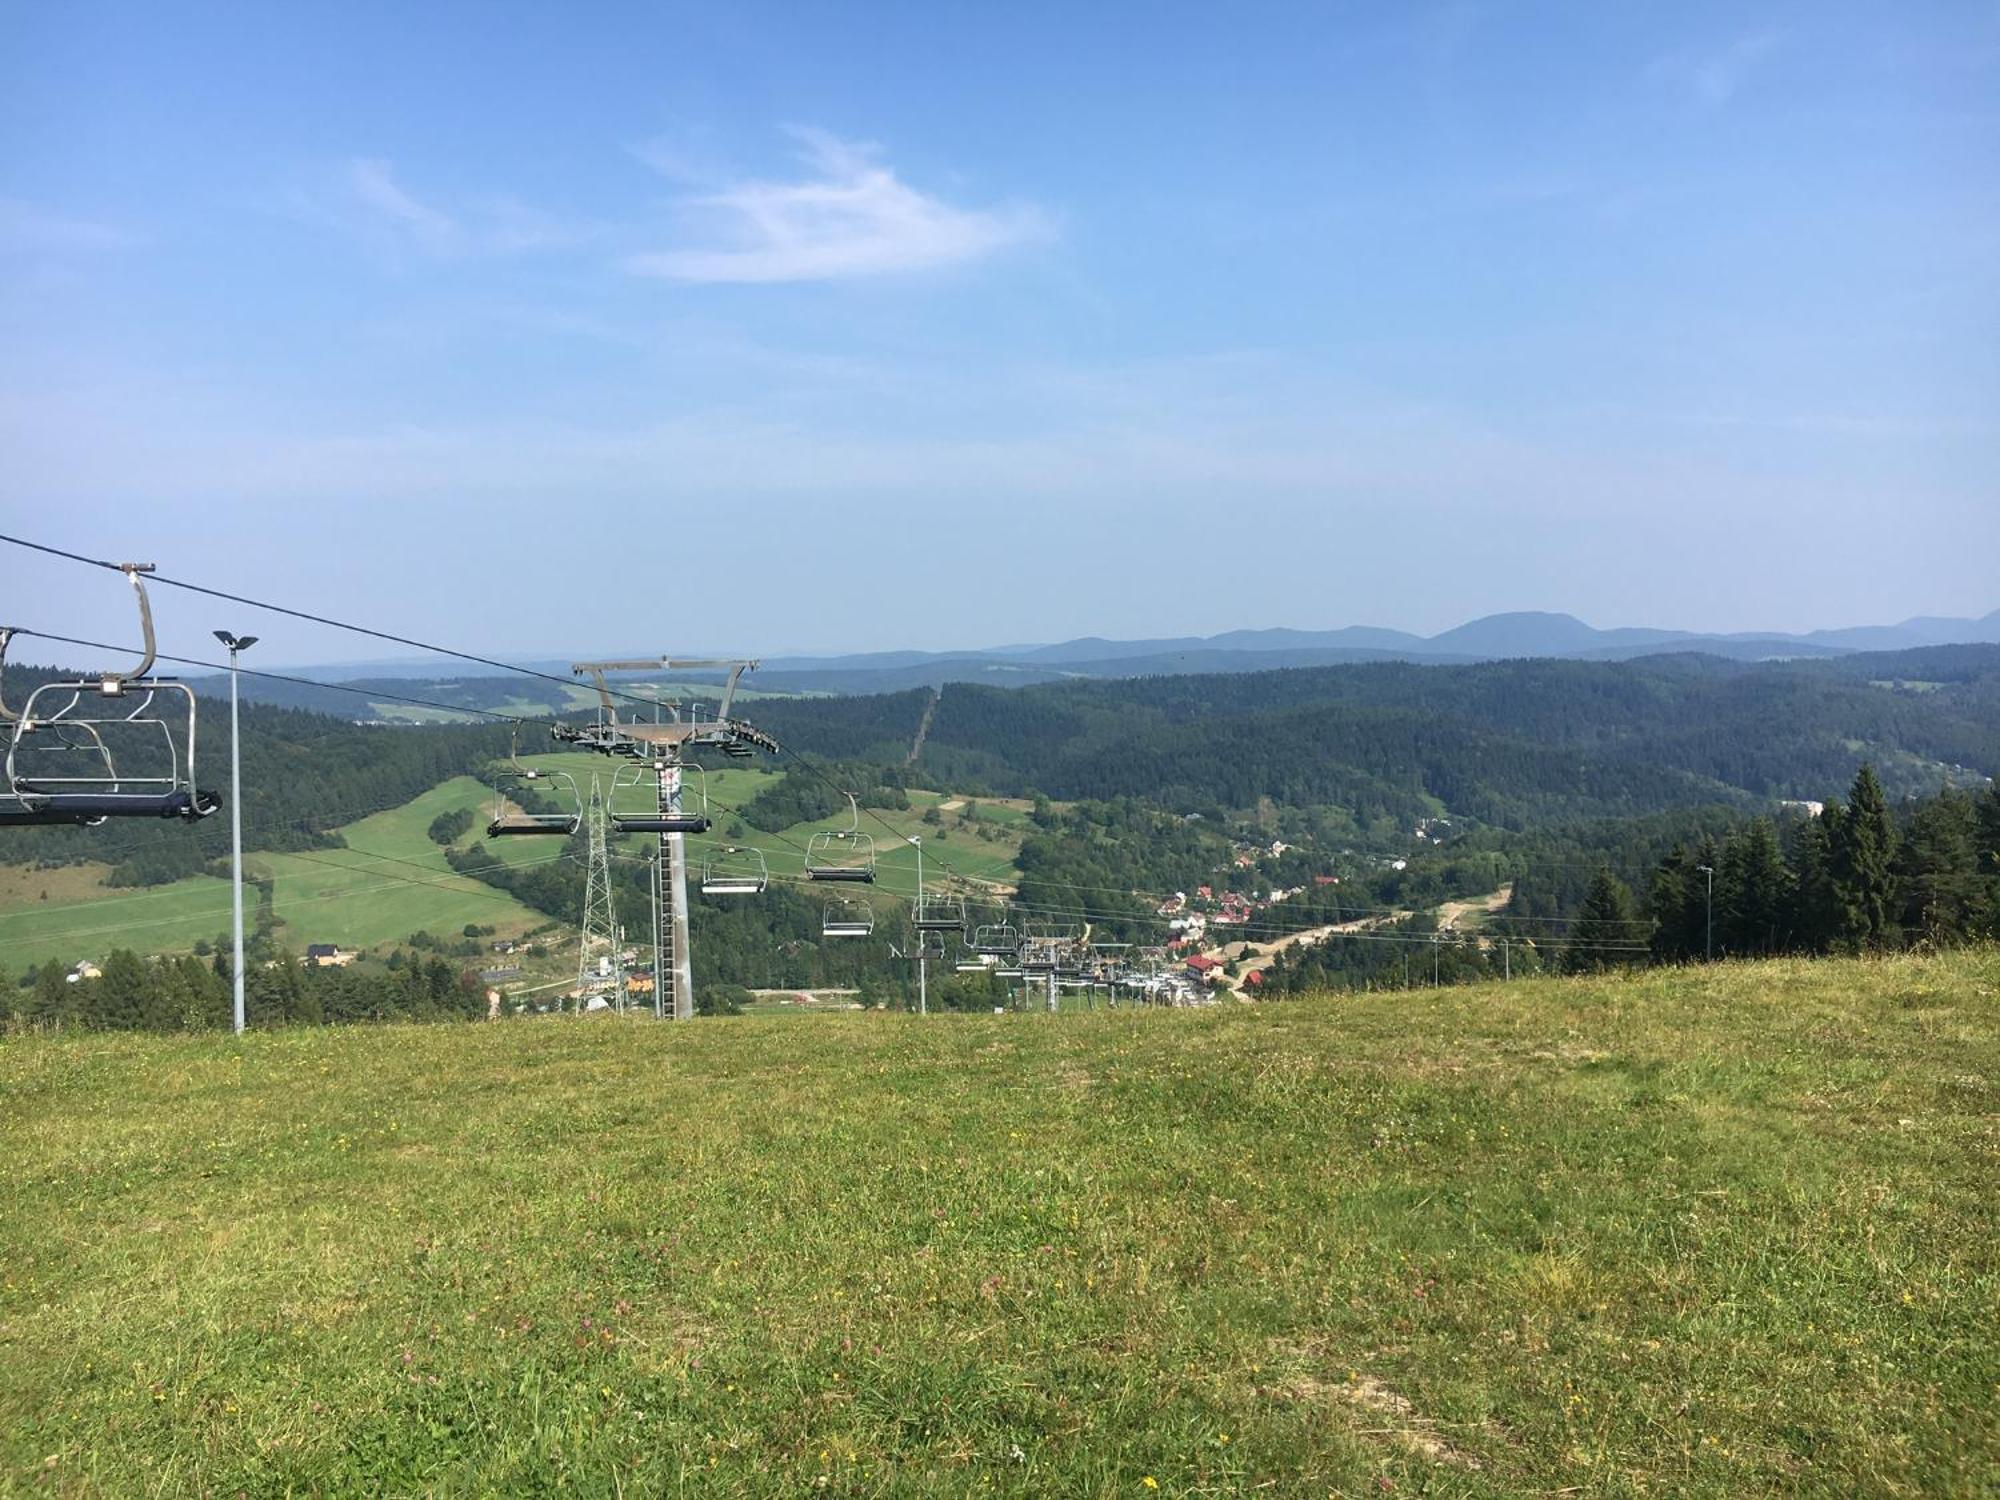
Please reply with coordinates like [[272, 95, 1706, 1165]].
[[214, 631, 258, 653], [213, 630, 233, 647]]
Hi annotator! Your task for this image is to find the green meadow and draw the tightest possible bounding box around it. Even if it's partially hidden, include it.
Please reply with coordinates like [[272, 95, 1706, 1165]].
[[0, 778, 544, 974], [2, 951, 1993, 1495]]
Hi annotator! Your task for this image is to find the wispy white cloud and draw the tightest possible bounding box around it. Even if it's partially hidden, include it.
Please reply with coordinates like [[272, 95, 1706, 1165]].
[[303, 159, 600, 262], [0, 197, 141, 255], [626, 127, 1052, 284], [1650, 31, 1783, 108]]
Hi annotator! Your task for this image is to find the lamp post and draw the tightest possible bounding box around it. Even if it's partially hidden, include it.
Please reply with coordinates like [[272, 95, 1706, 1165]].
[[909, 836, 927, 1016], [213, 631, 258, 1034], [1696, 863, 1715, 963]]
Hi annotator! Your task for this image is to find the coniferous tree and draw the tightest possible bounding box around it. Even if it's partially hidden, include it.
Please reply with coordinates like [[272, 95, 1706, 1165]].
[[1894, 789, 1981, 945], [1977, 783, 2000, 939], [1787, 809, 1842, 954], [1829, 765, 1898, 950], [1565, 867, 1640, 973], [95, 950, 153, 1030], [1718, 818, 1790, 956], [1646, 845, 1695, 963], [30, 963, 71, 1025]]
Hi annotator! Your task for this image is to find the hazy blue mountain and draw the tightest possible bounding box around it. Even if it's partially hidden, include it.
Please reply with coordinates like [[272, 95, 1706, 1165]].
[[236, 606, 2000, 708]]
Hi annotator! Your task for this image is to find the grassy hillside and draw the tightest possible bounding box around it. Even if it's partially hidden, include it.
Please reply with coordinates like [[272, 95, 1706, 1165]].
[[513, 752, 1029, 893], [0, 777, 545, 973], [3, 952, 1994, 1495]]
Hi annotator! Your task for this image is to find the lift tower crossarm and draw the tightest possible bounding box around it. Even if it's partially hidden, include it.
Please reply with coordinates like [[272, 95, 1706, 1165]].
[[570, 658, 761, 723]]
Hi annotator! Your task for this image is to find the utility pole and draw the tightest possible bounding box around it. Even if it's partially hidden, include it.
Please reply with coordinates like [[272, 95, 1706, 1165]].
[[1697, 864, 1715, 962], [212, 630, 258, 1035]]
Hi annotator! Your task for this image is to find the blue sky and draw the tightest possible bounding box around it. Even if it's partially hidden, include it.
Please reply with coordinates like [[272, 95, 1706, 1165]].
[[2, 1, 1995, 665]]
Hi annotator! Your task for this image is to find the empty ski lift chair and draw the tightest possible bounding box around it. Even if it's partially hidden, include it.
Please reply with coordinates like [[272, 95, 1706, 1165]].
[[2, 572, 220, 824], [610, 762, 713, 835], [823, 895, 874, 939], [700, 845, 768, 896], [970, 921, 1021, 958], [914, 892, 967, 932], [804, 794, 876, 883], [486, 751, 583, 837]]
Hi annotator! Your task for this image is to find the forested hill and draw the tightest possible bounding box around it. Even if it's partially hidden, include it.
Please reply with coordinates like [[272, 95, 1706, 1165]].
[[743, 645, 2000, 828]]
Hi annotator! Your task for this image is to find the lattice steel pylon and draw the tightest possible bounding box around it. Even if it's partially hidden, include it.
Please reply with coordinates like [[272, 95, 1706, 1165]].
[[558, 658, 780, 1020], [575, 772, 621, 1010]]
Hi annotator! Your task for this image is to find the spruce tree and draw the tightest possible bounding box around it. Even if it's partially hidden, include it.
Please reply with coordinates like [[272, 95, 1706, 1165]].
[[1977, 783, 2000, 938], [1646, 846, 1694, 963], [1829, 764, 1898, 949], [1565, 867, 1640, 973], [94, 950, 152, 1030], [1719, 818, 1790, 956], [1894, 789, 1980, 944], [1787, 809, 1842, 954]]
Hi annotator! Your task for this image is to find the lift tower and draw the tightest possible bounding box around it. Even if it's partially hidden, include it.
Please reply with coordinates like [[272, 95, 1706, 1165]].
[[558, 659, 779, 1020]]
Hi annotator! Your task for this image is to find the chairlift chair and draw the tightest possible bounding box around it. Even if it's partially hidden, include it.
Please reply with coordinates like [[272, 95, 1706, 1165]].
[[486, 750, 583, 836], [700, 845, 768, 896], [822, 895, 874, 939], [804, 793, 875, 883], [2, 575, 220, 824], [914, 892, 967, 931], [610, 761, 713, 835], [970, 922, 1021, 957]]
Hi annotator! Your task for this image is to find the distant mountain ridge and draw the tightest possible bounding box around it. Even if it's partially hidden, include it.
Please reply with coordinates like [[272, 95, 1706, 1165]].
[[221, 608, 2000, 702], [722, 609, 2000, 693]]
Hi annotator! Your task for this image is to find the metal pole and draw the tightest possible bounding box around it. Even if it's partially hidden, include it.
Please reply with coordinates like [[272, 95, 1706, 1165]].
[[651, 847, 664, 1019], [1432, 933, 1440, 986], [913, 838, 927, 1016], [664, 757, 693, 1020], [1502, 938, 1510, 981], [228, 645, 246, 1035], [1698, 864, 1714, 962]]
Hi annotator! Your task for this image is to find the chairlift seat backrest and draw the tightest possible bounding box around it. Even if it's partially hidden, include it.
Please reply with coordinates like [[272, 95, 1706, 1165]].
[[700, 846, 768, 896]]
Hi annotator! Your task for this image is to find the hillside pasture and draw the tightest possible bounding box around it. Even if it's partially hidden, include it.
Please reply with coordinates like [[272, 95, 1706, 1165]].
[[1, 952, 1993, 1495], [0, 778, 544, 973]]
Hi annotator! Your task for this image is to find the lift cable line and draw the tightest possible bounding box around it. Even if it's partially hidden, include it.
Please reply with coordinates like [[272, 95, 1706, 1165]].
[[4, 628, 567, 730], [0, 534, 694, 724]]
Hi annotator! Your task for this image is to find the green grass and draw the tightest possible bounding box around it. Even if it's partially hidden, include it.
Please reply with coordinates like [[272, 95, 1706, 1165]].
[[0, 779, 545, 973], [3, 951, 1994, 1495], [509, 755, 1028, 895], [0, 870, 239, 975]]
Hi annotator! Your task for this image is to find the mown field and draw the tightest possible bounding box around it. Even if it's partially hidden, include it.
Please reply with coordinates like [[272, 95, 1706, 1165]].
[[0, 758, 1026, 979], [0, 779, 544, 974], [515, 752, 1029, 894], [2, 952, 1994, 1496]]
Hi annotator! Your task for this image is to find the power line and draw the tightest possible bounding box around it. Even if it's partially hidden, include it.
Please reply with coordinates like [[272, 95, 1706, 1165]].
[[1, 533, 671, 714], [7, 628, 555, 728]]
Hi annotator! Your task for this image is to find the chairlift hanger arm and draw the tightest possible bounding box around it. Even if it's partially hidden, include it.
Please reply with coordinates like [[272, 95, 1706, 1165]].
[[0, 626, 15, 723]]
